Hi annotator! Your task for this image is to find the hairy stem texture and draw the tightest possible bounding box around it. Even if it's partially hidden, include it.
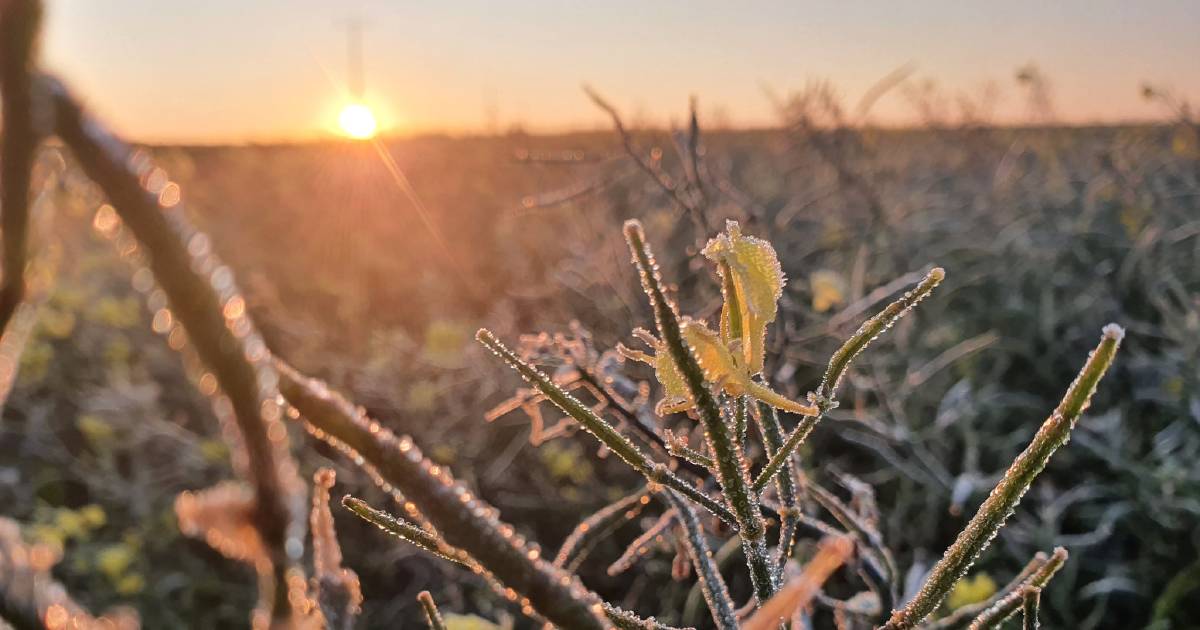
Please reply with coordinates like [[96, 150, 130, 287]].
[[883, 326, 1121, 629]]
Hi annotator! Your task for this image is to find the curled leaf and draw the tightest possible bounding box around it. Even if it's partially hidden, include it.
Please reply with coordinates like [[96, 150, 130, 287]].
[[702, 220, 784, 376], [623, 320, 816, 416]]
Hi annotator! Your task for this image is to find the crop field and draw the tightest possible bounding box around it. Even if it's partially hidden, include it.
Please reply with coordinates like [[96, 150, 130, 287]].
[[2, 2, 1199, 629]]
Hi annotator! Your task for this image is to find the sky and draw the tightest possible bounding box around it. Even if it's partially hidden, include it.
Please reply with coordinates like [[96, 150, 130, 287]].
[[42, 0, 1200, 144]]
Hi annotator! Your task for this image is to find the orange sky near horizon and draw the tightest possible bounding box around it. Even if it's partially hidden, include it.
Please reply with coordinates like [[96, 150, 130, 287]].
[[41, 0, 1200, 144]]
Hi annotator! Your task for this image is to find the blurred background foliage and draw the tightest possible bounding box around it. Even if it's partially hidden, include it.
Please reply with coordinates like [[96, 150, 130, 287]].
[[1, 77, 1198, 628]]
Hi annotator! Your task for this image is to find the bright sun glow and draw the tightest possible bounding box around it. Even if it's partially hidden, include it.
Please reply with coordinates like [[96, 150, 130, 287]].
[[338, 103, 378, 139]]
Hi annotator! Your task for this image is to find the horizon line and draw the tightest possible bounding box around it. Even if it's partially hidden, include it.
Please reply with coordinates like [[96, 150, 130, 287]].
[[132, 116, 1184, 148]]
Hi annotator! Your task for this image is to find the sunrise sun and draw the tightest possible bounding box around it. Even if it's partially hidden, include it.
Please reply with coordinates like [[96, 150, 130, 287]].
[[338, 103, 378, 139]]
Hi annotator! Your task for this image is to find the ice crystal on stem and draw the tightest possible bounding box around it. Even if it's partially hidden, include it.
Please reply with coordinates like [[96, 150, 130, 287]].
[[883, 326, 1120, 629]]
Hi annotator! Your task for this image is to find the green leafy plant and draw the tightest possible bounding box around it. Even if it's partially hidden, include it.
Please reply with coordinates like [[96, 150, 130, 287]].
[[281, 218, 1120, 629]]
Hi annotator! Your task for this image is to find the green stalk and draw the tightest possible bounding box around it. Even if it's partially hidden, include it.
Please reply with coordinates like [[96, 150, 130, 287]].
[[1021, 587, 1041, 630], [817, 266, 945, 403], [965, 550, 1065, 630], [753, 415, 819, 494], [883, 325, 1121, 630], [733, 396, 749, 450], [925, 550, 1049, 630], [342, 496, 469, 567], [624, 219, 776, 603], [663, 490, 738, 630], [754, 268, 944, 494], [478, 329, 736, 525], [754, 402, 800, 570]]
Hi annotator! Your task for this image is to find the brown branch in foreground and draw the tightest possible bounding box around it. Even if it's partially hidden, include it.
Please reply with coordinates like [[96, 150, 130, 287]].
[[47, 75, 307, 626], [0, 0, 42, 333], [274, 360, 612, 630]]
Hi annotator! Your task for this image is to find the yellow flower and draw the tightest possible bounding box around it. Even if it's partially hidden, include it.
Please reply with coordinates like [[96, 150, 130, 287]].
[[621, 221, 817, 417], [809, 269, 846, 313], [79, 504, 107, 528], [947, 572, 997, 610], [96, 544, 135, 579], [442, 614, 504, 630], [116, 573, 145, 595]]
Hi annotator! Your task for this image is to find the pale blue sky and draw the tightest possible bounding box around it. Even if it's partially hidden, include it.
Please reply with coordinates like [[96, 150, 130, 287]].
[[42, 0, 1200, 143]]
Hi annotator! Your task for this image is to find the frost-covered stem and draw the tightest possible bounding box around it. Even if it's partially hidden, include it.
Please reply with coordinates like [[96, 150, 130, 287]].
[[624, 220, 776, 604], [342, 497, 469, 567], [312, 470, 362, 629], [883, 326, 1122, 630], [754, 402, 800, 568], [554, 488, 649, 572], [0, 0, 40, 333], [742, 536, 855, 630], [965, 589, 1026, 630], [1022, 547, 1067, 590], [277, 363, 610, 630], [755, 268, 945, 494], [663, 490, 738, 630], [665, 434, 716, 470], [478, 328, 736, 525], [417, 591, 447, 630], [607, 510, 677, 576], [733, 396, 748, 449], [924, 551, 1049, 630], [968, 577, 1051, 630], [347, 496, 679, 630], [1021, 587, 1040, 630], [49, 77, 304, 622], [801, 477, 896, 613], [574, 366, 709, 478], [818, 267, 944, 403], [604, 606, 691, 630], [753, 414, 818, 494]]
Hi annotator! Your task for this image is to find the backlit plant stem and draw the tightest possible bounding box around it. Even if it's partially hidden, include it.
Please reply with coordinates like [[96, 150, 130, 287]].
[[624, 219, 776, 604], [554, 488, 650, 572], [342, 497, 469, 567], [883, 326, 1121, 629], [754, 267, 944, 494], [1021, 587, 1041, 630], [753, 402, 801, 567], [276, 361, 612, 630], [477, 328, 737, 525], [663, 490, 738, 630], [925, 550, 1050, 630], [417, 591, 447, 630]]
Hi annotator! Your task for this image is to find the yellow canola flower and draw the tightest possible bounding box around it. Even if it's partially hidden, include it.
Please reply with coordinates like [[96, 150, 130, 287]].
[[621, 221, 816, 417]]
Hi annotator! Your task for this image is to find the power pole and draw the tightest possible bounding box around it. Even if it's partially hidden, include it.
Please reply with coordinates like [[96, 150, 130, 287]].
[[347, 18, 364, 100]]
